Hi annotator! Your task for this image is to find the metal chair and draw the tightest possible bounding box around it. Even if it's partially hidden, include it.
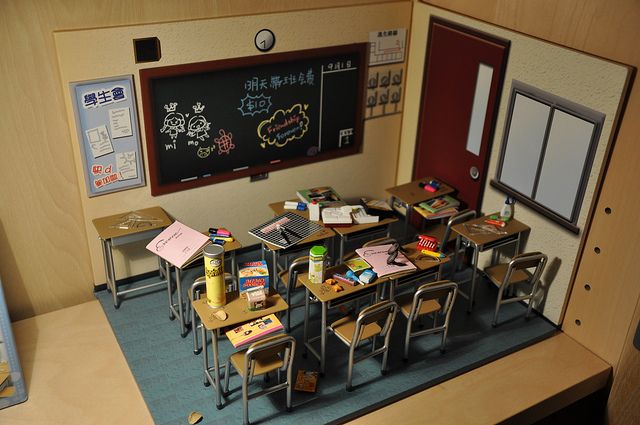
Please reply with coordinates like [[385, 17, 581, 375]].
[[277, 256, 310, 331], [484, 252, 547, 327], [188, 273, 236, 354], [223, 334, 296, 425], [329, 300, 398, 391], [395, 280, 458, 361]]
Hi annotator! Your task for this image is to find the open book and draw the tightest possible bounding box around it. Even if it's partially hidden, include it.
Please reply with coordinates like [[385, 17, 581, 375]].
[[225, 314, 284, 348], [145, 220, 210, 268]]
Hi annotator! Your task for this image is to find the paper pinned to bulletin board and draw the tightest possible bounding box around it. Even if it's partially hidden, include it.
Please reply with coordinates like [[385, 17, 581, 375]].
[[70, 75, 145, 197]]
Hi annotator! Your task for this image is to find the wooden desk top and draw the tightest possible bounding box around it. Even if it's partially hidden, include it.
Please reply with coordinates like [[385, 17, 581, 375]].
[[92, 206, 172, 240], [451, 213, 530, 247], [270, 199, 397, 238], [300, 241, 445, 302], [386, 177, 455, 206], [192, 292, 288, 332], [264, 200, 335, 251], [332, 216, 398, 236]]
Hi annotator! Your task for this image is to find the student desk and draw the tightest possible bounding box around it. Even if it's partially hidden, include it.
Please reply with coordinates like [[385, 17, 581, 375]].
[[191, 292, 288, 409], [265, 200, 336, 288], [167, 238, 242, 337], [332, 217, 398, 264], [386, 178, 455, 236], [92, 206, 173, 308], [451, 214, 530, 311], [300, 243, 448, 374]]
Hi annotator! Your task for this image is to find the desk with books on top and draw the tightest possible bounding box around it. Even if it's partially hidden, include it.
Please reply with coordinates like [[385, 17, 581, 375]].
[[451, 214, 530, 312], [263, 201, 337, 288], [386, 178, 456, 236], [170, 234, 242, 338], [191, 292, 288, 410], [92, 206, 173, 309], [300, 241, 448, 374]]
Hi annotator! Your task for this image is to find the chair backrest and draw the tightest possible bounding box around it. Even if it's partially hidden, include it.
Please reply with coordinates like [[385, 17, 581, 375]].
[[245, 334, 296, 377], [191, 273, 236, 300], [362, 237, 397, 248], [354, 300, 398, 342], [285, 256, 309, 291], [439, 209, 477, 251], [503, 252, 547, 288], [412, 280, 458, 322]]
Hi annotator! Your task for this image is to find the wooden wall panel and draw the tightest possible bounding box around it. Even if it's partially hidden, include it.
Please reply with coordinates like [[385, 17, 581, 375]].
[[0, 0, 405, 321], [421, 0, 640, 371]]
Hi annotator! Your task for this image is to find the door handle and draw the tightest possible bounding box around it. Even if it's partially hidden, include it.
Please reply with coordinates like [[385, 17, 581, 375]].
[[469, 166, 480, 181]]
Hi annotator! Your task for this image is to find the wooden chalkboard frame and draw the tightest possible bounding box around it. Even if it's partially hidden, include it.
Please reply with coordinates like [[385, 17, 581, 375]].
[[139, 43, 367, 196]]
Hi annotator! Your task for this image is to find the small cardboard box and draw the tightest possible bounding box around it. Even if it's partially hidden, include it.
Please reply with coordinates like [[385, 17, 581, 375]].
[[238, 260, 269, 294], [246, 286, 266, 310]]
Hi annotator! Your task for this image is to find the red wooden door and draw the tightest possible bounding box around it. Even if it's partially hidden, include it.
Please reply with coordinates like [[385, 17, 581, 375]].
[[414, 18, 509, 212]]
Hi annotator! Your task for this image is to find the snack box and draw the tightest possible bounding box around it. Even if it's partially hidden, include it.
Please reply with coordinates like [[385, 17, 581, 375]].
[[246, 286, 266, 310], [238, 260, 270, 294]]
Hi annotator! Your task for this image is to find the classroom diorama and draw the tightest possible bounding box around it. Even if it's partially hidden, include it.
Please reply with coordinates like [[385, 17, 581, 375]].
[[1, 1, 639, 424]]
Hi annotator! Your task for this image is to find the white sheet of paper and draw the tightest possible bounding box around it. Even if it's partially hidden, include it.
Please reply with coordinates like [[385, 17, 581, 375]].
[[368, 28, 407, 65], [108, 107, 133, 139], [116, 151, 138, 180], [85, 125, 114, 158]]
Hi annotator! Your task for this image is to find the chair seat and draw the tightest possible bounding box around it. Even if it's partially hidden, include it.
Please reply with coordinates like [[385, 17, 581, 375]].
[[229, 350, 284, 377], [330, 316, 381, 344], [395, 293, 441, 318], [484, 263, 531, 287]]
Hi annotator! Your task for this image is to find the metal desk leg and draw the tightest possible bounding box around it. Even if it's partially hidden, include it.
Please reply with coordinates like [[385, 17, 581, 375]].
[[468, 243, 480, 312], [166, 261, 174, 320], [303, 287, 310, 356], [212, 329, 223, 409], [99, 238, 111, 293], [452, 235, 461, 278], [271, 249, 279, 293], [320, 301, 327, 375], [105, 239, 119, 308], [339, 235, 346, 265], [176, 267, 188, 337], [202, 326, 210, 386]]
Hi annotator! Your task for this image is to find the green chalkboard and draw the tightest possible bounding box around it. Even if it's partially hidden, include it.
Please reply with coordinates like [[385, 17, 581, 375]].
[[140, 44, 367, 196]]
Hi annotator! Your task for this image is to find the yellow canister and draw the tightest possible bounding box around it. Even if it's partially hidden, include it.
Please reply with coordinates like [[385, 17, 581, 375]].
[[203, 244, 225, 308]]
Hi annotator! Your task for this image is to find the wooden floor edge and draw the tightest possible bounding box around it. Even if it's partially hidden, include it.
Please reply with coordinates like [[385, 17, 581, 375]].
[[347, 332, 612, 425]]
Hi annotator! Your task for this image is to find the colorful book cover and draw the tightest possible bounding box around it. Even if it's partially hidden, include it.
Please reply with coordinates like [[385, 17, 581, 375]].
[[225, 314, 284, 348], [145, 220, 210, 268], [418, 195, 460, 213], [344, 257, 371, 272], [355, 244, 416, 277], [296, 186, 344, 207], [238, 260, 270, 294]]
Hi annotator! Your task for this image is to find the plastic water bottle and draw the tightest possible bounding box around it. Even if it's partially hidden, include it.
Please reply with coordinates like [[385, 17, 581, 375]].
[[500, 196, 515, 221]]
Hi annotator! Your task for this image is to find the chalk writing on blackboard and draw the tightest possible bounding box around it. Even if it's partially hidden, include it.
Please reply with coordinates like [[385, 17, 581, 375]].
[[257, 104, 309, 148], [140, 43, 367, 195], [186, 102, 211, 141]]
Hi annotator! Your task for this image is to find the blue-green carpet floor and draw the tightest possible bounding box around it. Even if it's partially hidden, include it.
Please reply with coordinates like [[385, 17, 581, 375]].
[[96, 259, 556, 425]]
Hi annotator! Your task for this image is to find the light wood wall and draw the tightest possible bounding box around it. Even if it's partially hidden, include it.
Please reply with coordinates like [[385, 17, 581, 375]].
[[421, 0, 640, 372], [0, 0, 403, 321]]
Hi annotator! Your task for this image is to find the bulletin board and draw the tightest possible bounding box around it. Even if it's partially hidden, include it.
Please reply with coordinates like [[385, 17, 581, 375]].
[[139, 43, 367, 196], [70, 75, 145, 197]]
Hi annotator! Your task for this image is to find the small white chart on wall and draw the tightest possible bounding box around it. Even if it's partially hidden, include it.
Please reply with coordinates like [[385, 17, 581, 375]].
[[369, 28, 407, 66]]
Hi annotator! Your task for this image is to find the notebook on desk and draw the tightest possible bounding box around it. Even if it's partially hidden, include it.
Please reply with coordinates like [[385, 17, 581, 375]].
[[355, 244, 416, 277]]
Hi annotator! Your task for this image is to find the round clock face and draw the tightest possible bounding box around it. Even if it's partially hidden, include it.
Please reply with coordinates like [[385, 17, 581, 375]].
[[254, 29, 275, 52]]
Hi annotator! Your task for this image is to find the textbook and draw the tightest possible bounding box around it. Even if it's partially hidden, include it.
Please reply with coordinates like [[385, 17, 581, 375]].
[[414, 205, 459, 220], [355, 244, 416, 277], [296, 186, 344, 207], [344, 256, 371, 272], [321, 206, 353, 225], [418, 195, 460, 213], [145, 220, 210, 268], [225, 314, 284, 348], [360, 197, 394, 218]]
